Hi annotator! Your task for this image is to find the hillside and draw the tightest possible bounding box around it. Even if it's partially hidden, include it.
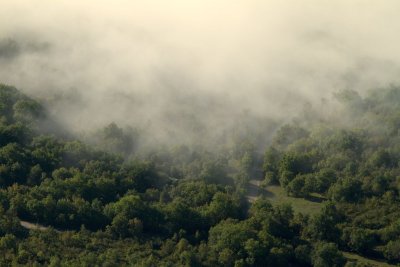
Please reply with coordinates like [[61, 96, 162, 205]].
[[1, 84, 400, 266]]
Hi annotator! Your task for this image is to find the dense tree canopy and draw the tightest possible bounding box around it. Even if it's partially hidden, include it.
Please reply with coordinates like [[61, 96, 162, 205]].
[[1, 83, 400, 266]]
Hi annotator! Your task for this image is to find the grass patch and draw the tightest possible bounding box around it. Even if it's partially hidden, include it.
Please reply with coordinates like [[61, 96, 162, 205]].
[[344, 252, 397, 267], [263, 185, 324, 215]]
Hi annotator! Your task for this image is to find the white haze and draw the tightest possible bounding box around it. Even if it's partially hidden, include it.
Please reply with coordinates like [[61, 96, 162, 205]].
[[1, 0, 400, 147]]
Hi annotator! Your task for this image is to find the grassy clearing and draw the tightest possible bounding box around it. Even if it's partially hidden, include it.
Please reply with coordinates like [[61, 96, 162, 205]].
[[344, 252, 397, 267], [247, 179, 324, 215], [263, 185, 324, 215]]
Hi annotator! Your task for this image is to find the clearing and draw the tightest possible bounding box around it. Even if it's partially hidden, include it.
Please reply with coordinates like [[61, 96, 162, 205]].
[[247, 179, 324, 215]]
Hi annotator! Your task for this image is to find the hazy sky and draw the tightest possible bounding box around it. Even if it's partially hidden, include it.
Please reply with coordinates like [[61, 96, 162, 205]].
[[1, 1, 400, 145]]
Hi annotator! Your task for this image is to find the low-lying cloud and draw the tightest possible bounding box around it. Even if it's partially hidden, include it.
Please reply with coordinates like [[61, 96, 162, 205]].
[[1, 0, 400, 148]]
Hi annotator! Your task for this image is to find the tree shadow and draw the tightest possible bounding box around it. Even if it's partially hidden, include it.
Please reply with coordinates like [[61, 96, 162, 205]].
[[247, 181, 275, 200], [304, 194, 326, 203]]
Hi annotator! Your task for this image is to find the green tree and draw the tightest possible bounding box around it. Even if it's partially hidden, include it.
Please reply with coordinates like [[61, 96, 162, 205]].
[[312, 242, 346, 267]]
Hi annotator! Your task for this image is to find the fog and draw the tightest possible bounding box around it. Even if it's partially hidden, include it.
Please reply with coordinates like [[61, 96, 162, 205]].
[[1, 0, 400, 148]]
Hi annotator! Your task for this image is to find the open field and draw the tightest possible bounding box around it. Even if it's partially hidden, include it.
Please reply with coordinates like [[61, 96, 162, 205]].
[[247, 179, 324, 215], [263, 185, 325, 215], [344, 252, 397, 267]]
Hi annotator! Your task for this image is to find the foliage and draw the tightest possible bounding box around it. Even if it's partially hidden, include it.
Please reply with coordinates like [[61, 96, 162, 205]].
[[2, 84, 400, 265]]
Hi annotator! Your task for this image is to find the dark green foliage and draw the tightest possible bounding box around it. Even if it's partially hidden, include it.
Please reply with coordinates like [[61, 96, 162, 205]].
[[206, 192, 244, 225], [278, 151, 312, 187], [273, 124, 309, 148], [342, 227, 377, 254], [312, 242, 346, 267], [384, 240, 400, 262], [262, 147, 280, 184], [328, 177, 363, 202], [306, 202, 343, 242], [208, 219, 256, 266], [200, 161, 232, 185], [93, 122, 137, 157], [3, 84, 400, 265]]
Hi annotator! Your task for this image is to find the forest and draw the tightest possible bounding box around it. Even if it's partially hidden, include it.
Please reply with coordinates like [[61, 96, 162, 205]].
[[1, 83, 400, 266]]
